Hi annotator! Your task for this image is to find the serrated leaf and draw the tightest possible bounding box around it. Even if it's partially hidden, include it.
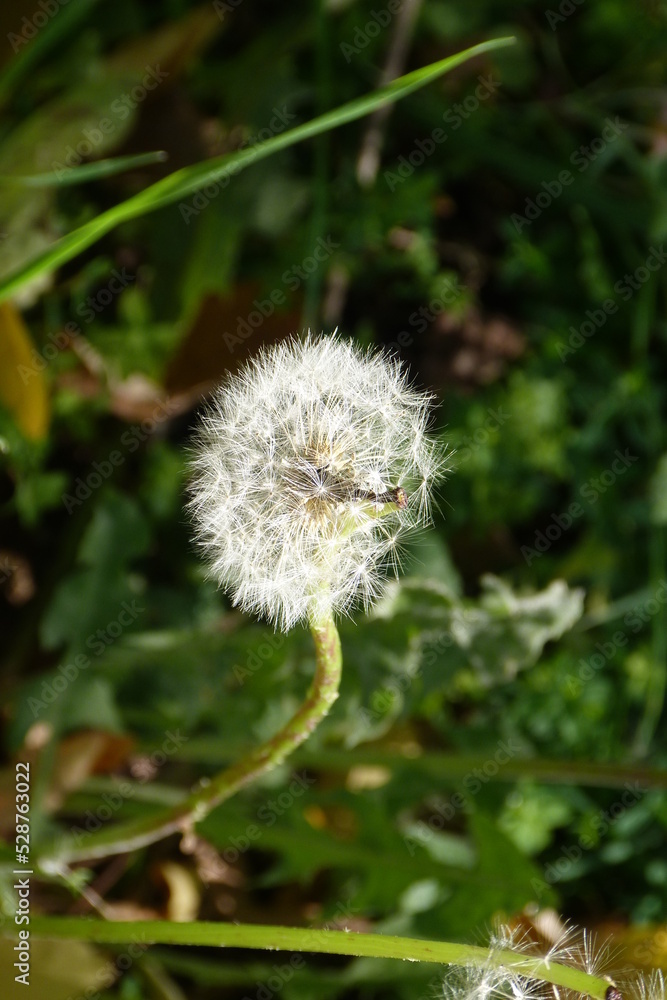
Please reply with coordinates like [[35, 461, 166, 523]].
[[41, 490, 150, 652]]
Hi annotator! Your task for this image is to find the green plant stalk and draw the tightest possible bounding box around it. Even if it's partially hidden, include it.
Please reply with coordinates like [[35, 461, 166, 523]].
[[0, 37, 515, 304], [23, 918, 611, 999], [38, 613, 342, 871]]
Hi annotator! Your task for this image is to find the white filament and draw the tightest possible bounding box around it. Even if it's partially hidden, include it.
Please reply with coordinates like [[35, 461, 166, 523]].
[[188, 333, 447, 630]]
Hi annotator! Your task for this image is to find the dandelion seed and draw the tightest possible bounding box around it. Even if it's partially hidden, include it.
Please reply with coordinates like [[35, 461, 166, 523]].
[[627, 970, 665, 1000], [442, 921, 660, 1000], [562, 929, 620, 981], [188, 332, 448, 630]]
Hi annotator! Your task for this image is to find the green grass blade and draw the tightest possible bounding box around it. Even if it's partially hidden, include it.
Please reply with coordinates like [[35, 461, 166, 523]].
[[0, 36, 515, 305], [23, 917, 609, 998], [0, 151, 168, 188]]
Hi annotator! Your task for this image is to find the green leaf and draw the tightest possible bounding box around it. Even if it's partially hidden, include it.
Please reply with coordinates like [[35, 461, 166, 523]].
[[14, 470, 68, 525], [40, 489, 150, 653], [439, 811, 557, 934], [370, 575, 584, 691], [0, 37, 515, 305], [11, 676, 123, 744]]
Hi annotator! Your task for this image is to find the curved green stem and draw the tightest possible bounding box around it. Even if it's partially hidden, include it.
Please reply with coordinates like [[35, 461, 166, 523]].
[[38, 613, 342, 871], [23, 918, 611, 1000]]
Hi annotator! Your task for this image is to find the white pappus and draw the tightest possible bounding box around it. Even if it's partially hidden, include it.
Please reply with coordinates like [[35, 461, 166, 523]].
[[188, 332, 447, 630]]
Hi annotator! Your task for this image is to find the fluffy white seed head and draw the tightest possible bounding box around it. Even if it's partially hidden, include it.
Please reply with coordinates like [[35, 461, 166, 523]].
[[440, 921, 661, 1000], [188, 332, 447, 630]]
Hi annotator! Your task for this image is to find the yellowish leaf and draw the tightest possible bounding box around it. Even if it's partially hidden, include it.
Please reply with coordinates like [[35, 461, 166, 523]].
[[153, 861, 201, 922], [0, 938, 113, 1000], [0, 302, 49, 439]]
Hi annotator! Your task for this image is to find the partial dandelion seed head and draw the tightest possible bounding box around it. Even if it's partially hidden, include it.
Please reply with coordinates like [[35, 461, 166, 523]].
[[442, 920, 660, 1000], [629, 971, 665, 1000], [188, 332, 447, 631]]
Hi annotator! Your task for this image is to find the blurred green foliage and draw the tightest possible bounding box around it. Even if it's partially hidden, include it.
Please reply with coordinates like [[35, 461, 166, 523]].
[[1, 0, 666, 997]]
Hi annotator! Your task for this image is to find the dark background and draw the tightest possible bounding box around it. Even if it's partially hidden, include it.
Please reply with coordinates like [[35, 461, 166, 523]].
[[0, 1, 666, 997]]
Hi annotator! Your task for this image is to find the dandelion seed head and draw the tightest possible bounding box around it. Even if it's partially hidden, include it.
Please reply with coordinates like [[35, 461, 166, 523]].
[[188, 332, 448, 630], [442, 962, 539, 1000], [442, 919, 657, 1000]]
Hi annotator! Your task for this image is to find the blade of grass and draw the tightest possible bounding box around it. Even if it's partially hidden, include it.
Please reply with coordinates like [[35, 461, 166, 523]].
[[634, 525, 667, 756], [0, 36, 515, 305], [161, 738, 667, 789], [0, 151, 168, 187], [23, 917, 610, 999]]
